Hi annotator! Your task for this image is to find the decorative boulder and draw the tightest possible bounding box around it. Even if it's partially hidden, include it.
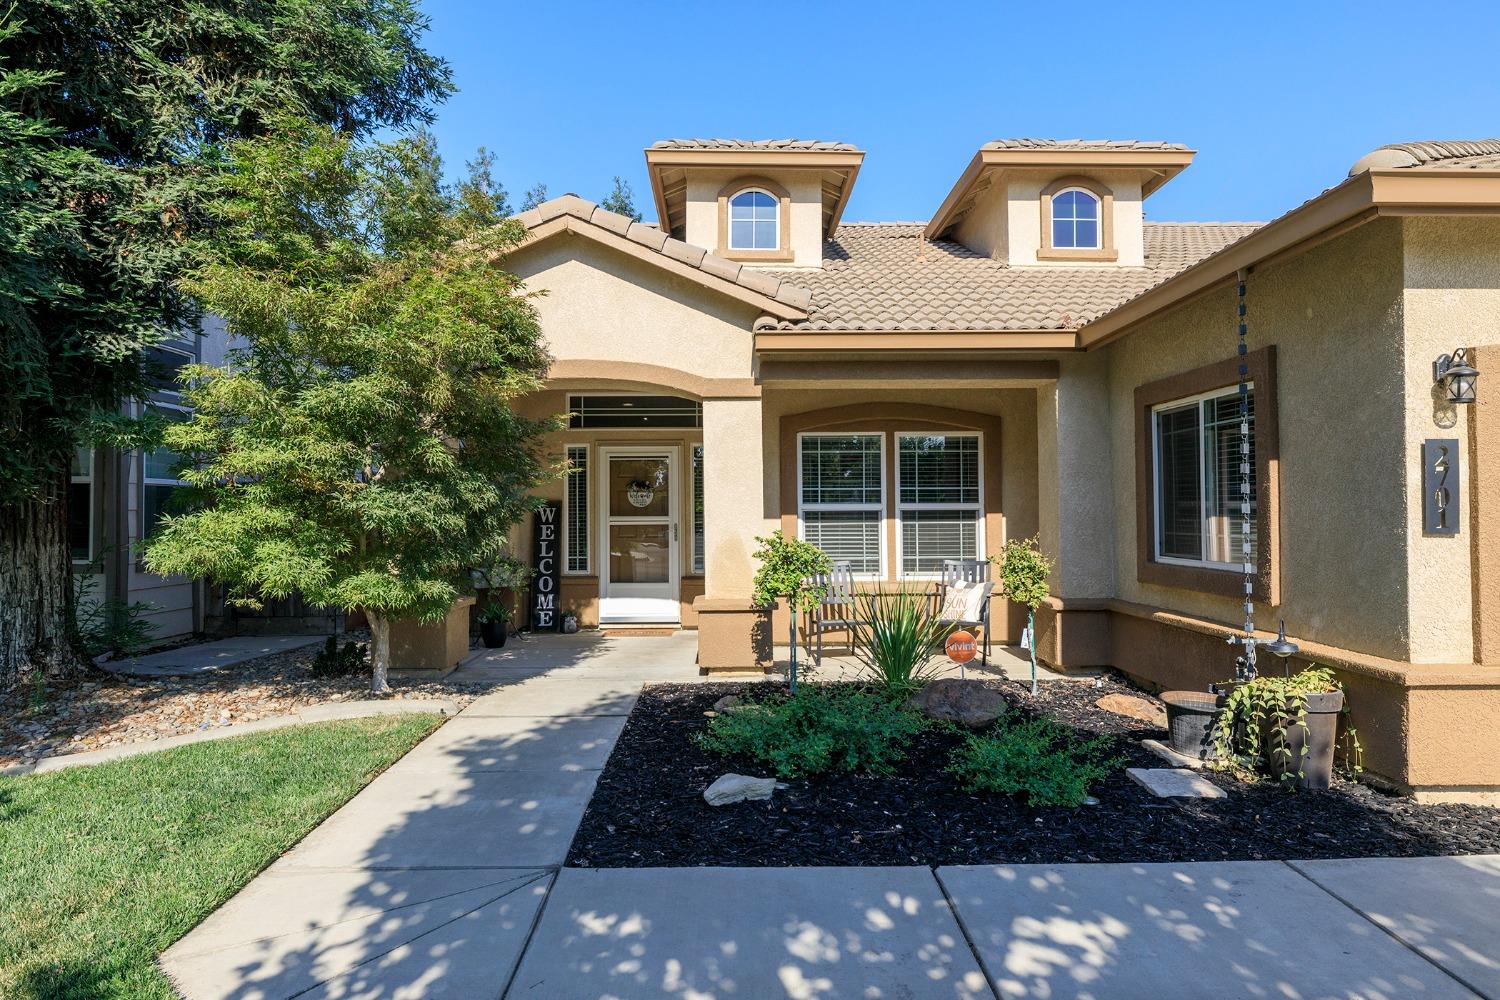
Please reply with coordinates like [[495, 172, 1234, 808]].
[[703, 773, 784, 806], [1094, 693, 1168, 729], [903, 679, 1007, 730]]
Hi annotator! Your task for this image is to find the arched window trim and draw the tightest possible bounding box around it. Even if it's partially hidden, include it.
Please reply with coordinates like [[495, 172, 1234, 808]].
[[1050, 187, 1102, 249], [716, 176, 793, 262], [1038, 176, 1118, 262]]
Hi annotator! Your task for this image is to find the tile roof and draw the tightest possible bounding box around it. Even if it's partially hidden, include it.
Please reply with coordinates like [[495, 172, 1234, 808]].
[[514, 195, 812, 314], [1350, 139, 1500, 173], [982, 138, 1192, 152], [650, 138, 860, 151], [756, 221, 1260, 332]]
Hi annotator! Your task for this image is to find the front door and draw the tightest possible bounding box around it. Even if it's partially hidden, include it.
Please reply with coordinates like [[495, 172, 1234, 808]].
[[599, 448, 680, 623]]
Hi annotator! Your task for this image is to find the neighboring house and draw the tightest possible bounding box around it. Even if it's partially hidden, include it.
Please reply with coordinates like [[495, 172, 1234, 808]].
[[503, 136, 1500, 803], [72, 316, 337, 643]]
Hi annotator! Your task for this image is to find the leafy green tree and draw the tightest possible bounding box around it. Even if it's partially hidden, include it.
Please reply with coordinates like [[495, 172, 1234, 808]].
[[144, 123, 557, 693], [994, 536, 1053, 694], [750, 531, 831, 692], [519, 182, 549, 212], [0, 1, 451, 686], [599, 176, 642, 221], [460, 147, 513, 220]]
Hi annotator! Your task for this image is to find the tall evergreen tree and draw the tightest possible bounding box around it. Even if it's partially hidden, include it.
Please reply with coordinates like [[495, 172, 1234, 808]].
[[145, 124, 557, 693], [519, 182, 549, 212], [599, 176, 642, 221], [0, 1, 451, 685], [460, 147, 513, 220]]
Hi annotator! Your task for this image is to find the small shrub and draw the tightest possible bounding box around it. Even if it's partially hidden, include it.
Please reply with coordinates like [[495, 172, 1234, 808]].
[[948, 718, 1122, 807], [71, 559, 157, 657], [311, 636, 367, 677], [697, 685, 926, 779]]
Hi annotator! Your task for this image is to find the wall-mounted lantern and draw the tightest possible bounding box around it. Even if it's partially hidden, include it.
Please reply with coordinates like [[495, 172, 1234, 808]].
[[1434, 348, 1479, 405]]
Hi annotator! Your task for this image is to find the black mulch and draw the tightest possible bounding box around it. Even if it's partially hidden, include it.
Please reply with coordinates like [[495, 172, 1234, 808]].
[[566, 675, 1500, 868]]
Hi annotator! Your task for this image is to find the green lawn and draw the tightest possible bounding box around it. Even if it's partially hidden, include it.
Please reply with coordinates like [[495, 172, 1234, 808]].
[[0, 713, 443, 1000]]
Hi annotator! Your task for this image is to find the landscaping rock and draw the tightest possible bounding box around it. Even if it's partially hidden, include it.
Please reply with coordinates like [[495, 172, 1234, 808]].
[[703, 773, 783, 806], [1127, 767, 1227, 799], [903, 678, 1006, 730], [1095, 693, 1167, 729]]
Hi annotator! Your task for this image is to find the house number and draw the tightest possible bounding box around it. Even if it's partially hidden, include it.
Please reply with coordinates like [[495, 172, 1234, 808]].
[[1421, 438, 1460, 536]]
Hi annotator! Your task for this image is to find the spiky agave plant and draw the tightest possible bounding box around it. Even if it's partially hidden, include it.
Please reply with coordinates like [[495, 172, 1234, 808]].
[[848, 588, 950, 697]]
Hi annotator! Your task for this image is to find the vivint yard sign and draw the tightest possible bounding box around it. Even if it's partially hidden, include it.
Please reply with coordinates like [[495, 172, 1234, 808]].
[[531, 502, 561, 631]]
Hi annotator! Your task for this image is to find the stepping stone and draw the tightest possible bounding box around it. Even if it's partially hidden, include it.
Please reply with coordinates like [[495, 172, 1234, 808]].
[[1127, 766, 1226, 798], [1141, 737, 1208, 769]]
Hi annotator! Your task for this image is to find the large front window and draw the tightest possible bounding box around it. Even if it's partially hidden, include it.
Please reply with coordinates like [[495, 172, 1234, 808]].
[[897, 434, 982, 574], [798, 434, 884, 576], [1152, 386, 1256, 569]]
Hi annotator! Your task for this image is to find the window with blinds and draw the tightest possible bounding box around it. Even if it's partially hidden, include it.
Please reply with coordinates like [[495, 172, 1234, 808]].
[[565, 445, 589, 573], [897, 434, 982, 574], [691, 445, 705, 574], [1152, 386, 1255, 569], [798, 434, 883, 575]]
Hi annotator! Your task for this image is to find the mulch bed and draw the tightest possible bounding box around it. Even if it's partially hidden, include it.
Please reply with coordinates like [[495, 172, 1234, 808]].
[[567, 675, 1500, 867]]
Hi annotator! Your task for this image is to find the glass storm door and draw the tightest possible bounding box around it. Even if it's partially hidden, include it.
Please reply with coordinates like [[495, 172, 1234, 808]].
[[599, 448, 680, 622]]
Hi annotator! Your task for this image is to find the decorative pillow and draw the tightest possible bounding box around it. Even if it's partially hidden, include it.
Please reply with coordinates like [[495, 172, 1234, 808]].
[[939, 580, 992, 622]]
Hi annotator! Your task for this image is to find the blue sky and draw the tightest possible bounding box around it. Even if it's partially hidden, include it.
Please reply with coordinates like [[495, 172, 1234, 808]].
[[421, 1, 1500, 225]]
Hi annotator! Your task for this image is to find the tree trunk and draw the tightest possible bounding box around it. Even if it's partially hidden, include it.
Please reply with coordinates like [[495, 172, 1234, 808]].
[[0, 472, 82, 689], [368, 611, 391, 694]]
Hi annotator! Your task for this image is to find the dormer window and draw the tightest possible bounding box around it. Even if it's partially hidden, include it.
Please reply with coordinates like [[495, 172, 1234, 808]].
[[1051, 188, 1100, 249], [1038, 177, 1118, 262], [728, 189, 779, 251]]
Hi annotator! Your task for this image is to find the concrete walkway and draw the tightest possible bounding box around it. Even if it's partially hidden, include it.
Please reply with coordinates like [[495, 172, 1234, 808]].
[[161, 634, 1500, 999], [109, 634, 326, 677]]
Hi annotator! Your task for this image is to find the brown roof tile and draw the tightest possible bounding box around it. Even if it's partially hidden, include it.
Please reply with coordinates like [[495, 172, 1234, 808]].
[[982, 138, 1191, 152], [757, 221, 1259, 332], [1350, 139, 1500, 173], [650, 138, 860, 151]]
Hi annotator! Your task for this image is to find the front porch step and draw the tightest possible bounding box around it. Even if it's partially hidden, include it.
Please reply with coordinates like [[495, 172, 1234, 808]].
[[599, 624, 682, 637]]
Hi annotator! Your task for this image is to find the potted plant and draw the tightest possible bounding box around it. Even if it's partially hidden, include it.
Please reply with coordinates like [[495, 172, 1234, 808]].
[[750, 531, 831, 693], [993, 537, 1053, 695], [476, 601, 510, 648], [560, 607, 580, 634], [1210, 664, 1356, 790]]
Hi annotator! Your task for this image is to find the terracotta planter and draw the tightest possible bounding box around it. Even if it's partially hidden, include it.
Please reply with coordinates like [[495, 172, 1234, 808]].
[[1265, 690, 1344, 790]]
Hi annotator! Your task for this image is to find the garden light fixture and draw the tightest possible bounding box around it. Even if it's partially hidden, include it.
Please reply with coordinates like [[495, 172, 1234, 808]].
[[1434, 348, 1479, 405], [1262, 619, 1299, 660]]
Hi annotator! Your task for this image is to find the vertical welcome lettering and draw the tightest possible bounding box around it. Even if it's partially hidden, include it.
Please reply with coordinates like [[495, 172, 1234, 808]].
[[532, 502, 562, 630]]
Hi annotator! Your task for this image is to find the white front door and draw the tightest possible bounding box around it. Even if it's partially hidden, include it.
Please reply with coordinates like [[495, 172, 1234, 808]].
[[599, 447, 680, 623]]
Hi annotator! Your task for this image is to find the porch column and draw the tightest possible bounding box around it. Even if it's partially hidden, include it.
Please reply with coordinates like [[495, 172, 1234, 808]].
[[1035, 352, 1116, 667], [695, 397, 774, 670]]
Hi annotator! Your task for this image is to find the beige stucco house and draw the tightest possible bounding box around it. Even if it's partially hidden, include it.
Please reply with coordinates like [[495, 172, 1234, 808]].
[[504, 136, 1500, 802]]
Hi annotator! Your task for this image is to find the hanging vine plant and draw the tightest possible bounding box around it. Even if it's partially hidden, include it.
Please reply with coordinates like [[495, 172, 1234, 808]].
[[1210, 665, 1362, 789]]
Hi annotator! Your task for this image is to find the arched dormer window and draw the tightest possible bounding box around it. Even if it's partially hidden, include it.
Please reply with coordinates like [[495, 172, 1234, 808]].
[[728, 188, 779, 251], [1051, 188, 1100, 249], [1039, 177, 1117, 262]]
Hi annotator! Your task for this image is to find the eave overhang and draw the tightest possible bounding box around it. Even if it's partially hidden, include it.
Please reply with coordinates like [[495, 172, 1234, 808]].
[[645, 147, 866, 240]]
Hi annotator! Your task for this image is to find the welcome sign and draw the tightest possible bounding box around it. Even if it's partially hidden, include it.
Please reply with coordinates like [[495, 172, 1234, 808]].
[[531, 502, 562, 631]]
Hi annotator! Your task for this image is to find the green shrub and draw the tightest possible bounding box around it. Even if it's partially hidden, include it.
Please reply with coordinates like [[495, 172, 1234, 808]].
[[948, 718, 1122, 807], [311, 636, 367, 677], [697, 686, 926, 779], [848, 589, 948, 697]]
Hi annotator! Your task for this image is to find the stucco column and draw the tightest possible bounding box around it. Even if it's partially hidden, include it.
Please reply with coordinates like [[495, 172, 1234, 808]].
[[695, 397, 774, 670], [1035, 352, 1116, 667]]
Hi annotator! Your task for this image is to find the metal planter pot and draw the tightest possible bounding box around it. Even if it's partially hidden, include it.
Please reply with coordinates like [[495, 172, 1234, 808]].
[[1265, 689, 1344, 790], [1161, 690, 1226, 759]]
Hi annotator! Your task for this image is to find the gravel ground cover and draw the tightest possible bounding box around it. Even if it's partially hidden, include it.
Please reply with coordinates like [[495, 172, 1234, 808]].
[[0, 637, 492, 766], [568, 676, 1500, 867]]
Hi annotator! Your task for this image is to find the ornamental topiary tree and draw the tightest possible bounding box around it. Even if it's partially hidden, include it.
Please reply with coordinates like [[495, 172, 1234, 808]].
[[994, 536, 1053, 695], [750, 531, 831, 692], [143, 122, 557, 693]]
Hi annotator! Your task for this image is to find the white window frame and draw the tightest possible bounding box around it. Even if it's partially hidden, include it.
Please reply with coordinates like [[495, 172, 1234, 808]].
[[1150, 383, 1254, 573], [727, 188, 779, 251], [691, 444, 705, 575], [894, 432, 986, 579], [564, 443, 589, 575], [70, 447, 95, 564], [796, 432, 886, 580], [141, 401, 191, 542], [1051, 187, 1102, 250]]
